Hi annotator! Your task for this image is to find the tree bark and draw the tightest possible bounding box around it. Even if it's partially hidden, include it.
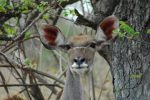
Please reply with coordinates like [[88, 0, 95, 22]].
[[90, 0, 150, 100]]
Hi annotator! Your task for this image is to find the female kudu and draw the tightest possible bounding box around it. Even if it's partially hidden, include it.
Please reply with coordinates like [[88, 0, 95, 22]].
[[40, 16, 119, 100]]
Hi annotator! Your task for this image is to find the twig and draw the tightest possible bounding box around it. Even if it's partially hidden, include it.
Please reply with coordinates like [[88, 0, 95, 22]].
[[98, 68, 110, 100], [0, 64, 11, 67], [33, 73, 57, 94], [74, 9, 97, 30], [1, 7, 50, 53], [14, 7, 49, 41], [22, 35, 40, 42], [0, 71, 10, 96], [0, 52, 32, 100], [0, 35, 13, 41], [0, 83, 62, 88], [29, 72, 44, 100], [28, 68, 65, 85], [80, 0, 85, 15], [48, 68, 67, 100], [0, 61, 65, 85]]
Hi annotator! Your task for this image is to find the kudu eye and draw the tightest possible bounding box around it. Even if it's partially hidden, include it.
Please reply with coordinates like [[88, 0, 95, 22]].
[[59, 44, 71, 50], [89, 42, 96, 48], [65, 45, 71, 50]]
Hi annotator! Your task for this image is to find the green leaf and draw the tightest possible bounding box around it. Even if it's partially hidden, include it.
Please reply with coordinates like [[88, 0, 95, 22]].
[[40, 1, 48, 6], [0, 0, 7, 7], [24, 58, 34, 68], [147, 29, 150, 34], [42, 13, 49, 20], [63, 11, 68, 16], [129, 74, 142, 79], [25, 31, 31, 39], [57, 0, 68, 4], [22, 10, 29, 13], [64, 13, 68, 16], [0, 0, 7, 12], [36, 5, 44, 12], [0, 6, 6, 12], [6, 5, 13, 10], [118, 21, 140, 38], [3, 24, 16, 36], [69, 9, 74, 14], [36, 1, 48, 12], [24, 58, 30, 66], [69, 9, 76, 16]]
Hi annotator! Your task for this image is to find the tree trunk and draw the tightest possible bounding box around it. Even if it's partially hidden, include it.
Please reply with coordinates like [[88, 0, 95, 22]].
[[90, 0, 150, 100]]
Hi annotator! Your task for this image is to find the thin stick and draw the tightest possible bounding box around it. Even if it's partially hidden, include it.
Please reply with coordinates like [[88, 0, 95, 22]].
[[0, 52, 32, 100], [98, 68, 110, 100], [0, 83, 62, 88], [2, 7, 50, 53], [91, 71, 96, 100]]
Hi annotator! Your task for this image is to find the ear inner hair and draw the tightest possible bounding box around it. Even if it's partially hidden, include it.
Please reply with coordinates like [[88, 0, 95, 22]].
[[100, 16, 118, 40], [43, 26, 58, 46]]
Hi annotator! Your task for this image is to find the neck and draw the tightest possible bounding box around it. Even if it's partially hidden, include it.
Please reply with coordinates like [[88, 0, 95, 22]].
[[80, 71, 94, 100], [60, 69, 94, 100]]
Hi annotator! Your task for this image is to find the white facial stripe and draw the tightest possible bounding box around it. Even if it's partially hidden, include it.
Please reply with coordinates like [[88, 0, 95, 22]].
[[72, 62, 79, 68], [71, 62, 88, 68], [81, 62, 88, 67]]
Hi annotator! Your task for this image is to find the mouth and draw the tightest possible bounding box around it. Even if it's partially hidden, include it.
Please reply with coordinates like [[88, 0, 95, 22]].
[[73, 66, 88, 69]]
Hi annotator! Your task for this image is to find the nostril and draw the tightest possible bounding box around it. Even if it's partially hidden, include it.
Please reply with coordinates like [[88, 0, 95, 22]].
[[74, 59, 78, 63], [73, 58, 85, 65], [80, 58, 85, 63]]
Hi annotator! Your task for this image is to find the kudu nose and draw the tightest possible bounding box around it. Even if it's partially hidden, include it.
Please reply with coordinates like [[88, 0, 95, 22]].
[[73, 57, 85, 65]]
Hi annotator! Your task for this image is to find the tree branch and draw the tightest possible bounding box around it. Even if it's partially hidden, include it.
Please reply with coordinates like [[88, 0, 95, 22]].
[[74, 9, 97, 30], [0, 83, 62, 88], [0, 35, 13, 41]]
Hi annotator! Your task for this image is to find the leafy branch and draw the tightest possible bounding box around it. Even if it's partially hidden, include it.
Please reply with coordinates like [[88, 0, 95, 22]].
[[114, 21, 140, 39]]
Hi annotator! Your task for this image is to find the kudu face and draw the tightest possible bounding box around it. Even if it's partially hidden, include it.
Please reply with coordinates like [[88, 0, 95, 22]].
[[67, 35, 96, 74], [39, 16, 119, 75]]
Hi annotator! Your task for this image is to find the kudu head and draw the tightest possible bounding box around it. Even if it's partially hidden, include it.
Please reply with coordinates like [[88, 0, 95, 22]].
[[39, 16, 119, 75]]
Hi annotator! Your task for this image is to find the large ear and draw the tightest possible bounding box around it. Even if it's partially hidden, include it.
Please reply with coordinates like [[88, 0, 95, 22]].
[[95, 15, 119, 42], [39, 24, 67, 49]]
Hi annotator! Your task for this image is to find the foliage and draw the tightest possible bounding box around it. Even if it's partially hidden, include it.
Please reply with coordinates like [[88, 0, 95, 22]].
[[0, 0, 49, 37], [0, 0, 12, 13], [57, 0, 69, 4], [24, 31, 32, 39], [63, 9, 76, 17], [36, 1, 48, 12], [147, 28, 150, 34], [3, 24, 16, 36], [24, 58, 36, 68], [113, 21, 140, 39]]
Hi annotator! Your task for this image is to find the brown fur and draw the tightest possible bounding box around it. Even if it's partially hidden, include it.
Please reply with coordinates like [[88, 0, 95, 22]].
[[91, 0, 97, 4], [69, 34, 94, 46], [4, 95, 24, 100], [68, 47, 95, 66], [40, 16, 118, 100]]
